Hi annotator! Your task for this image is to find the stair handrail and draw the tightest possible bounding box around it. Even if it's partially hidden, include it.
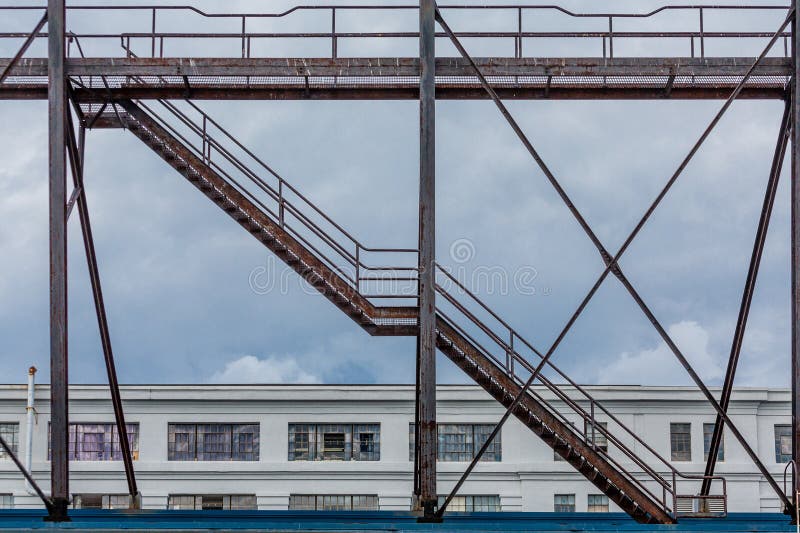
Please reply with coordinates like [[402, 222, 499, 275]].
[[434, 262, 729, 515], [435, 301, 674, 500], [435, 308, 675, 514], [131, 98, 419, 296], [115, 47, 418, 294]]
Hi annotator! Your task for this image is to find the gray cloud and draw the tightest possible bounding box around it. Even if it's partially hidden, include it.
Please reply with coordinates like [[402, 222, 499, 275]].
[[0, 0, 792, 389]]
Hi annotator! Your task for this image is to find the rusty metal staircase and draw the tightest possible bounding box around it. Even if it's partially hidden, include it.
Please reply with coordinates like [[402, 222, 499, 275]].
[[87, 99, 727, 524]]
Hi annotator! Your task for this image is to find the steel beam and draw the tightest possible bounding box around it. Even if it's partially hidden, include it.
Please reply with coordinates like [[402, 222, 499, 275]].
[[46, 0, 68, 522], [701, 98, 791, 496], [414, 0, 437, 521], [64, 105, 140, 504], [0, 56, 793, 78], [793, 0, 800, 515]]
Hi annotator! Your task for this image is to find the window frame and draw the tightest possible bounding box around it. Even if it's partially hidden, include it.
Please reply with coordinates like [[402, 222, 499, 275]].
[[0, 424, 19, 460], [775, 424, 792, 463], [167, 423, 260, 461], [48, 422, 139, 462], [554, 494, 576, 513], [408, 423, 501, 462], [587, 494, 609, 513], [288, 494, 378, 511], [670, 422, 692, 462], [288, 424, 380, 462]]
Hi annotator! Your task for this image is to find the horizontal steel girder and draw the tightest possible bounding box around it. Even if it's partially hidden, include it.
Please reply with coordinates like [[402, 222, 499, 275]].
[[0, 57, 790, 100]]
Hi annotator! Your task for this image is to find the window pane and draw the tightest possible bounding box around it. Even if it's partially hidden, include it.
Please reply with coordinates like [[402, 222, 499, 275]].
[[703, 423, 724, 462], [670, 423, 691, 462], [168, 495, 197, 510], [776, 425, 792, 463], [50, 423, 138, 462], [289, 495, 316, 510], [289, 424, 313, 461], [169, 424, 258, 461], [0, 495, 12, 509], [0, 424, 19, 459], [353, 424, 380, 461], [438, 424, 473, 462], [200, 495, 225, 510], [473, 425, 501, 462], [554, 494, 576, 512], [230, 495, 257, 510], [588, 494, 609, 512]]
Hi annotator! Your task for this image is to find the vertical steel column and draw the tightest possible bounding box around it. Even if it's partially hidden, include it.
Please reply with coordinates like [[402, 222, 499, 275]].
[[415, 0, 437, 521], [47, 0, 69, 522], [793, 0, 800, 515]]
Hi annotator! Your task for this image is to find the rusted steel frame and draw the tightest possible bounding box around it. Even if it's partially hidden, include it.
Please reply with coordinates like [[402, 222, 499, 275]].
[[415, 0, 437, 520], [0, 85, 789, 101], [793, 0, 800, 513], [701, 98, 791, 495], [46, 0, 69, 522], [64, 101, 139, 501], [0, 10, 47, 84], [47, 0, 69, 521], [1, 56, 793, 78], [436, 5, 795, 512], [0, 434, 53, 512]]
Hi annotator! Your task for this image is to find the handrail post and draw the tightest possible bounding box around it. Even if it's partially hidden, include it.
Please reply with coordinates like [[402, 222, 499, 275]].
[[278, 180, 285, 227], [699, 8, 705, 59], [608, 16, 613, 58], [151, 8, 156, 58], [355, 245, 361, 292], [331, 8, 337, 59], [517, 7, 522, 59], [241, 16, 246, 59]]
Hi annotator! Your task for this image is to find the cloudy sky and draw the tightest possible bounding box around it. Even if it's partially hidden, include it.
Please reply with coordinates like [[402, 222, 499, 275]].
[[0, 0, 793, 389]]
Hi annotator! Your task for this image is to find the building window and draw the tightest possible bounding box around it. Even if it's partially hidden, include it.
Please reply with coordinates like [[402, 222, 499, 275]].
[[288, 424, 380, 461], [409, 423, 501, 462], [73, 494, 130, 509], [0, 424, 19, 459], [554, 494, 576, 512], [168, 495, 256, 510], [588, 494, 609, 512], [670, 423, 691, 462], [703, 423, 724, 462], [167, 424, 259, 461], [288, 495, 378, 511], [48, 423, 138, 461], [437, 495, 500, 512], [585, 420, 608, 453], [776, 425, 792, 463], [0, 495, 12, 509]]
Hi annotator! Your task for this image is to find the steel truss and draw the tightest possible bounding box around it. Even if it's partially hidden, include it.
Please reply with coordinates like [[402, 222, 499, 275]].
[[0, 0, 798, 524]]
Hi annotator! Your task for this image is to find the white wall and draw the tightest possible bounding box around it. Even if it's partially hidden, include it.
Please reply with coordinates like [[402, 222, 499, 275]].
[[0, 384, 790, 513]]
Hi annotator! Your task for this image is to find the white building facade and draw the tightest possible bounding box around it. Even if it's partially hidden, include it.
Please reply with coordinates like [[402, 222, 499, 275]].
[[0, 384, 792, 514]]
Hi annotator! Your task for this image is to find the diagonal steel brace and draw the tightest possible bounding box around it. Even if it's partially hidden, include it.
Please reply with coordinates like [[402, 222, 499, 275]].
[[435, 6, 796, 514]]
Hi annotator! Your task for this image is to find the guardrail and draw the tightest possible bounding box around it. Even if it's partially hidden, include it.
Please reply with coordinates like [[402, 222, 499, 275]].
[[0, 4, 792, 60]]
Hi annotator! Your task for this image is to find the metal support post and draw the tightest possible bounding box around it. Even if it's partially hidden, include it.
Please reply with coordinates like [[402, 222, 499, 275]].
[[792, 0, 800, 517], [701, 99, 791, 495], [64, 107, 139, 504], [414, 0, 438, 521], [46, 0, 69, 521]]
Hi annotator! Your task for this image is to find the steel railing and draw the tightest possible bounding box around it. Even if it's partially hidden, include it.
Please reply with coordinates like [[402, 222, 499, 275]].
[[115, 98, 418, 303], [0, 4, 793, 61], [434, 263, 727, 518]]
